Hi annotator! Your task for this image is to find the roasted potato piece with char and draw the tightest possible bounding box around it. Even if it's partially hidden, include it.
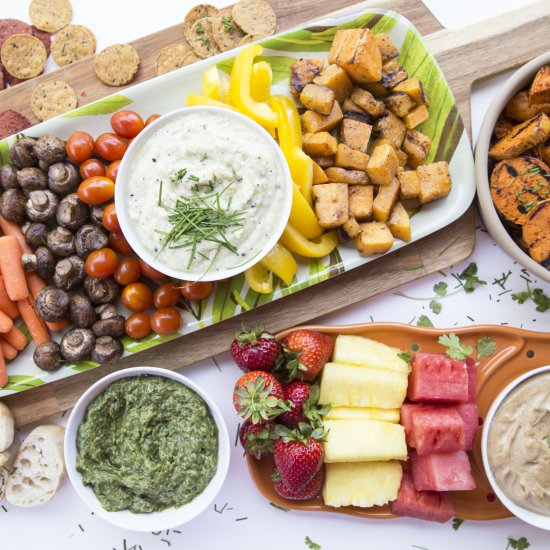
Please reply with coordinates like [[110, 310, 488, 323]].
[[374, 33, 399, 63], [325, 167, 369, 185], [384, 92, 415, 118], [340, 118, 372, 153], [401, 129, 431, 168], [302, 101, 343, 133], [402, 105, 429, 129], [312, 183, 349, 228], [522, 199, 550, 268], [373, 177, 400, 221], [355, 222, 394, 255], [374, 112, 407, 149], [417, 161, 452, 204], [504, 90, 550, 122], [343, 217, 362, 238], [312, 160, 329, 184], [313, 64, 354, 102], [380, 59, 408, 89], [300, 84, 335, 116], [303, 132, 338, 157], [349, 185, 373, 220], [387, 201, 411, 241], [367, 143, 399, 186], [290, 58, 325, 97], [393, 77, 430, 108], [398, 170, 420, 200], [530, 66, 550, 105], [350, 88, 386, 117], [335, 143, 370, 171]]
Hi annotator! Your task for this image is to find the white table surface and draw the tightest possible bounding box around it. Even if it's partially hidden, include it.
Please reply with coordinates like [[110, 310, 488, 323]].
[[2, 0, 550, 548]]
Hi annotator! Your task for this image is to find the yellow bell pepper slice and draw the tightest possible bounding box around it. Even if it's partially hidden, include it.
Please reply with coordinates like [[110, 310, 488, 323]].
[[260, 243, 297, 286], [202, 66, 221, 101], [289, 147, 313, 205], [290, 183, 323, 239], [270, 95, 302, 154], [186, 93, 238, 111], [245, 263, 273, 294], [280, 223, 339, 258], [230, 45, 277, 136], [251, 61, 272, 103]]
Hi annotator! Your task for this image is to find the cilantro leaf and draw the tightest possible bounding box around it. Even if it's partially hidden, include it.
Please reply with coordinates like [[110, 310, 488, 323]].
[[398, 351, 413, 364], [438, 333, 473, 359], [434, 282, 448, 296], [452, 517, 464, 531], [477, 336, 496, 358], [305, 536, 321, 550], [455, 263, 487, 293], [506, 536, 530, 550], [417, 315, 434, 327], [429, 299, 442, 314]]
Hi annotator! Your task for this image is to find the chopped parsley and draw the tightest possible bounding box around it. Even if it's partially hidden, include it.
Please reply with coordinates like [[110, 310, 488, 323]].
[[438, 333, 473, 360]]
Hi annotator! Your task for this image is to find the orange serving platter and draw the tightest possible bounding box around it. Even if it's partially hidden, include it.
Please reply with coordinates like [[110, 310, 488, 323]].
[[246, 322, 550, 520]]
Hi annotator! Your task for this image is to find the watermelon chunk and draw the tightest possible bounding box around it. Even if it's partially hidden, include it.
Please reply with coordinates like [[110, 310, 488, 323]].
[[391, 472, 455, 523], [412, 408, 465, 455], [466, 357, 477, 402], [455, 403, 479, 450], [408, 353, 468, 403], [410, 450, 476, 492]]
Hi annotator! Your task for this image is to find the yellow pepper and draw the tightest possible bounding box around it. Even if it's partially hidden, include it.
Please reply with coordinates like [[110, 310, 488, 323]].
[[229, 45, 277, 136], [251, 61, 272, 103], [245, 263, 273, 294], [186, 93, 238, 111], [260, 243, 298, 286], [290, 183, 323, 239], [280, 223, 339, 258], [202, 66, 221, 101]]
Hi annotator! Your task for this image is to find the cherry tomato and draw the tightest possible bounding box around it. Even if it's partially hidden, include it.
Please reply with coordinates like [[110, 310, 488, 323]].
[[114, 257, 142, 286], [180, 280, 213, 301], [66, 131, 94, 163], [106, 159, 121, 183], [85, 248, 119, 279], [94, 133, 128, 162], [122, 282, 153, 312], [151, 307, 181, 335], [79, 158, 105, 179], [125, 311, 151, 339], [145, 114, 161, 126], [110, 110, 145, 138], [153, 282, 181, 308], [109, 230, 133, 254], [78, 176, 115, 205], [139, 259, 167, 281], [102, 203, 120, 232]]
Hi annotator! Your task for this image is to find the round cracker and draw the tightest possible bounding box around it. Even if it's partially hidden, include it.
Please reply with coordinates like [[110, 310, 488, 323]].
[[188, 17, 220, 59], [232, 0, 277, 38], [1, 34, 47, 80], [31, 80, 77, 121], [0, 19, 32, 48], [29, 0, 72, 33], [155, 42, 192, 76], [52, 24, 96, 66], [94, 43, 140, 87], [183, 4, 219, 43], [213, 10, 246, 52]]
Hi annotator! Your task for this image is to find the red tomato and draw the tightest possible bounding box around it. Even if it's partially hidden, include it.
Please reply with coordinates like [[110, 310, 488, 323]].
[[94, 133, 128, 162], [79, 158, 105, 179], [122, 282, 153, 312], [180, 280, 213, 301], [153, 282, 181, 308], [106, 159, 121, 183], [110, 110, 145, 138], [145, 114, 161, 126], [125, 312, 151, 339], [85, 248, 119, 279], [102, 203, 120, 232], [78, 176, 115, 205], [66, 131, 94, 163], [114, 257, 142, 285], [139, 259, 167, 281], [151, 307, 181, 335], [109, 230, 133, 255]]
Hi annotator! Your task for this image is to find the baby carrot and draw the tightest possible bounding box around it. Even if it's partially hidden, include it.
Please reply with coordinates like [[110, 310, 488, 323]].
[[3, 325, 28, 351], [0, 214, 32, 255], [0, 275, 19, 319], [0, 345, 6, 388], [0, 236, 28, 301], [0, 339, 17, 361], [17, 300, 49, 346]]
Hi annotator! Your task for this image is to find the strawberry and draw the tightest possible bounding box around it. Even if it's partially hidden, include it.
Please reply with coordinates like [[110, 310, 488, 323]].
[[281, 330, 335, 382], [272, 467, 324, 500], [230, 324, 281, 373], [279, 382, 330, 427], [239, 421, 277, 459], [233, 371, 288, 424]]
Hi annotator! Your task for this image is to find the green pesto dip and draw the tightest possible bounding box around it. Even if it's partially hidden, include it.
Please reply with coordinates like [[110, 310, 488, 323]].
[[76, 375, 218, 513]]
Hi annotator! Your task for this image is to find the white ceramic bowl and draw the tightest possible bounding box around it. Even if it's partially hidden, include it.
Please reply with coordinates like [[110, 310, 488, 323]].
[[64, 366, 230, 531], [115, 106, 293, 281], [475, 51, 550, 283], [481, 365, 550, 530]]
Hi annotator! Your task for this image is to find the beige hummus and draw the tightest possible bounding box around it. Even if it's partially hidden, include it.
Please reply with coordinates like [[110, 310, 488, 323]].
[[488, 371, 550, 515]]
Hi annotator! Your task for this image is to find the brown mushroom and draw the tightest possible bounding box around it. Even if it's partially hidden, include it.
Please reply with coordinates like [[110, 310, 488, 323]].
[[0, 188, 27, 224], [95, 303, 117, 320], [23, 222, 48, 249], [90, 204, 107, 226], [56, 193, 89, 232], [47, 227, 75, 257], [91, 336, 123, 364], [74, 224, 108, 259], [69, 294, 97, 328], [53, 255, 85, 291], [34, 287, 69, 322], [33, 341, 62, 371], [92, 315, 125, 337], [47, 162, 80, 194], [0, 164, 19, 190], [60, 328, 95, 362], [25, 190, 59, 222], [17, 167, 47, 195], [9, 137, 37, 168], [33, 135, 66, 166], [84, 276, 119, 304]]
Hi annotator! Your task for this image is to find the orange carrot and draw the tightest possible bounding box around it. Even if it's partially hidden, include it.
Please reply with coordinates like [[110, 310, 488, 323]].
[[0, 345, 6, 388], [0, 309, 13, 334], [0, 275, 19, 319], [17, 299, 49, 346], [0, 339, 17, 361], [3, 325, 28, 351], [0, 236, 28, 301], [0, 215, 32, 255], [25, 271, 46, 300]]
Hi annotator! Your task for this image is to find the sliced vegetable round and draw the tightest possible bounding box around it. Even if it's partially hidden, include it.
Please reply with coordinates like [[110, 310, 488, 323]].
[[110, 110, 144, 138], [153, 282, 181, 308], [77, 176, 115, 205], [151, 307, 181, 335], [66, 131, 94, 164], [121, 282, 153, 312], [79, 158, 106, 179], [101, 203, 120, 232], [180, 280, 213, 301], [94, 133, 128, 162], [109, 230, 132, 254], [124, 311, 151, 339], [85, 248, 119, 279], [106, 160, 121, 183]]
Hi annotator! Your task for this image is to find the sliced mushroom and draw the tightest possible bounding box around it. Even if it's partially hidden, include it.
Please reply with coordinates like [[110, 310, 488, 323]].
[[25, 190, 59, 222], [33, 135, 66, 166], [17, 167, 47, 195], [90, 204, 107, 226], [9, 137, 37, 168], [0, 188, 27, 224], [56, 193, 89, 232], [33, 341, 62, 371], [0, 164, 19, 190], [34, 287, 69, 322], [47, 162, 80, 194], [53, 255, 85, 291], [35, 246, 56, 279], [47, 227, 75, 257], [92, 315, 125, 337], [84, 276, 119, 305], [60, 328, 95, 362], [23, 222, 48, 249], [95, 303, 117, 320], [74, 224, 108, 259], [91, 336, 123, 364], [69, 294, 97, 328]]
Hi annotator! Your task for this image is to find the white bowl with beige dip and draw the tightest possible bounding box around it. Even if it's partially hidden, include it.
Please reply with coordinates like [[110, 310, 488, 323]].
[[115, 106, 293, 281], [482, 365, 550, 529]]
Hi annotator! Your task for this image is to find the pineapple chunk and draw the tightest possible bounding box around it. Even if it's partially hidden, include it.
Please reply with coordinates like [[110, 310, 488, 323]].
[[387, 201, 411, 241], [324, 406, 400, 423], [323, 461, 403, 508], [333, 335, 410, 373], [319, 362, 408, 409], [323, 419, 407, 462]]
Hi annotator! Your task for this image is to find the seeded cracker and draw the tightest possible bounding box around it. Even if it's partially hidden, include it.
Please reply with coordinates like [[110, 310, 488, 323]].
[[1, 34, 47, 80], [189, 17, 220, 59], [29, 0, 72, 33], [183, 4, 219, 43], [52, 25, 96, 66], [94, 43, 140, 87], [31, 80, 77, 121], [213, 10, 245, 52], [232, 0, 277, 38], [155, 43, 192, 76]]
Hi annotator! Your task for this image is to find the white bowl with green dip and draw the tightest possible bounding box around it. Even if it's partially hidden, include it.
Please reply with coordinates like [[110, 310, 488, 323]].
[[64, 366, 230, 531]]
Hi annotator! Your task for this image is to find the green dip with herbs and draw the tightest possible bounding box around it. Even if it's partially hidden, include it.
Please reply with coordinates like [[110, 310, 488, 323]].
[[76, 375, 218, 513]]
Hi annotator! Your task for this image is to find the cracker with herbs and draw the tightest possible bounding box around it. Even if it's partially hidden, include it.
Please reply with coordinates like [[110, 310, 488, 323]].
[[155, 42, 192, 76], [51, 24, 96, 66], [31, 79, 77, 121], [232, 0, 277, 38], [29, 0, 72, 33], [188, 17, 220, 59], [1, 34, 46, 79], [94, 43, 140, 86], [183, 4, 219, 44], [213, 10, 245, 52]]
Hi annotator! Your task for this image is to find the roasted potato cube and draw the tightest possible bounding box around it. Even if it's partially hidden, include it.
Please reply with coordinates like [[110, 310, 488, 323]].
[[313, 64, 354, 102], [380, 59, 408, 89], [373, 177, 400, 221], [349, 185, 373, 220], [290, 58, 325, 97], [367, 143, 399, 186], [398, 170, 420, 200], [530, 66, 550, 105], [374, 33, 399, 62], [489, 113, 550, 160], [325, 167, 369, 185], [374, 112, 407, 148], [335, 143, 370, 171], [300, 83, 335, 115], [312, 183, 349, 228], [403, 105, 429, 129], [493, 115, 516, 139], [302, 101, 343, 133], [342, 98, 366, 114], [387, 201, 411, 241], [504, 90, 550, 122], [303, 132, 338, 157], [312, 159, 329, 184], [349, 88, 385, 117], [355, 222, 394, 255], [393, 77, 430, 107], [417, 161, 452, 204], [340, 118, 372, 152], [401, 129, 431, 168], [384, 92, 415, 118], [343, 217, 362, 238], [312, 155, 335, 168]]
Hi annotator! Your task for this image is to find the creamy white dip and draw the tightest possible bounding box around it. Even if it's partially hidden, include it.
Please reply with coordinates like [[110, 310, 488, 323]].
[[124, 109, 286, 275]]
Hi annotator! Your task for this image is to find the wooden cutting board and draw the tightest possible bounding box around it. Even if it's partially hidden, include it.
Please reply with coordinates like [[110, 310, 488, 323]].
[[3, 0, 549, 426]]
